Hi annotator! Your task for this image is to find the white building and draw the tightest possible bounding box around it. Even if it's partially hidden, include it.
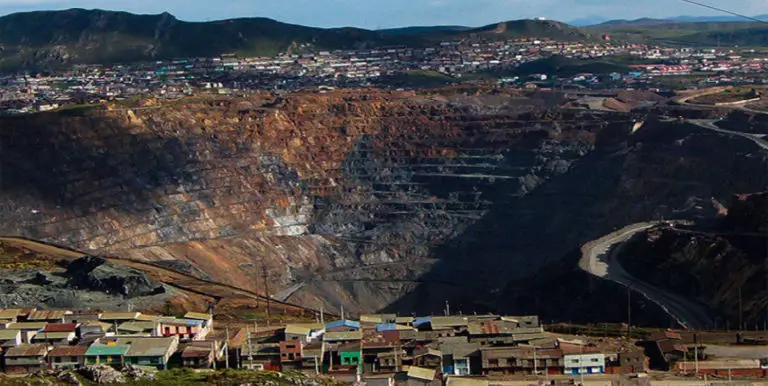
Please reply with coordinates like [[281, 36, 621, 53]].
[[563, 353, 606, 375]]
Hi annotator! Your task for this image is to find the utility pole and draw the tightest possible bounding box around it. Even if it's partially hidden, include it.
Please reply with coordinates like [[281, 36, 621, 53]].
[[445, 300, 450, 316], [533, 346, 538, 375], [627, 286, 632, 340], [694, 340, 699, 375], [261, 263, 271, 321], [320, 306, 324, 325], [211, 340, 217, 370], [739, 286, 743, 331], [225, 327, 230, 369], [579, 344, 584, 386], [341, 305, 345, 321], [246, 325, 253, 369]]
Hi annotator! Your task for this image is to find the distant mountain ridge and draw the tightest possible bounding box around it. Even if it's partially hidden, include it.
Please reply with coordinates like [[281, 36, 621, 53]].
[[578, 14, 768, 27], [0, 8, 590, 70]]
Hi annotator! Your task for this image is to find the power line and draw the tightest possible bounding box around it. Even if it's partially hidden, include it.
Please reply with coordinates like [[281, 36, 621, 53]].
[[678, 0, 768, 25]]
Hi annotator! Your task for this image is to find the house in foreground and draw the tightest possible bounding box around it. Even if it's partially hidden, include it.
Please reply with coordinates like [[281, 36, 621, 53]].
[[48, 345, 88, 369], [4, 344, 49, 373], [123, 336, 179, 369]]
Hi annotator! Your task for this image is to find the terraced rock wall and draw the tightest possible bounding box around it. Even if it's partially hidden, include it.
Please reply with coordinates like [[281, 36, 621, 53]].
[[1, 90, 766, 320]]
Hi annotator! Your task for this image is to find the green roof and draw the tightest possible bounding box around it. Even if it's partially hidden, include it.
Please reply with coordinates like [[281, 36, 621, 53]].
[[86, 344, 129, 356]]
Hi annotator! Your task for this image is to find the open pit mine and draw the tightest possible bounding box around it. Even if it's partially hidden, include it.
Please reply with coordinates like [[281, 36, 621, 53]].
[[1, 89, 766, 324]]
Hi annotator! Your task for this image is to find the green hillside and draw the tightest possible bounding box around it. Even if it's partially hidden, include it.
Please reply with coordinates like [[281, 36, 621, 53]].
[[0, 9, 592, 70], [588, 20, 768, 46]]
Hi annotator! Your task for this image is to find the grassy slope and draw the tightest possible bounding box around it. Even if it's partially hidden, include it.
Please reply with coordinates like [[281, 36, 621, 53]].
[[588, 21, 768, 46]]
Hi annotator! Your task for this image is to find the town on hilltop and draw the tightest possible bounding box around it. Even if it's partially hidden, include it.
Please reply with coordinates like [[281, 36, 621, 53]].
[[0, 307, 766, 384]]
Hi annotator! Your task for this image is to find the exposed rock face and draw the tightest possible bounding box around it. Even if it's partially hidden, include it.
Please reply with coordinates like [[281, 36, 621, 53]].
[[66, 256, 164, 297], [1, 90, 766, 319], [620, 193, 768, 327]]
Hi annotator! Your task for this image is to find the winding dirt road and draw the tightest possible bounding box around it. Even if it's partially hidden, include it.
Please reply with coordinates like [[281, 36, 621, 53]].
[[579, 223, 714, 330]]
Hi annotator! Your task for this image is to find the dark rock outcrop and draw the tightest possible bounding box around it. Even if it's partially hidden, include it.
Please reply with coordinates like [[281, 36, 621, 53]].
[[66, 256, 164, 298]]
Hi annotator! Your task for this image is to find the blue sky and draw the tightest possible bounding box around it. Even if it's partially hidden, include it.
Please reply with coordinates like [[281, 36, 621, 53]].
[[0, 0, 766, 28]]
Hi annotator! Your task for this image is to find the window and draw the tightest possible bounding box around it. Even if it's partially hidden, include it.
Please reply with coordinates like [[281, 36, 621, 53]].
[[150, 357, 159, 364], [70, 357, 78, 363], [489, 359, 499, 367], [591, 358, 599, 362], [571, 359, 579, 364], [286, 344, 296, 349]]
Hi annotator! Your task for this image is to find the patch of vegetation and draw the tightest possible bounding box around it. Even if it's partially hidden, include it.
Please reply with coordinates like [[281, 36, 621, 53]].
[[376, 70, 458, 89]]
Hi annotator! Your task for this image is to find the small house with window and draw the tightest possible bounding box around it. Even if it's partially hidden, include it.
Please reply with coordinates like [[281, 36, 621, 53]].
[[3, 344, 49, 373], [563, 353, 605, 375], [123, 336, 179, 369], [279, 340, 303, 369], [339, 341, 362, 367], [47, 345, 88, 369], [183, 312, 214, 337], [85, 343, 128, 368], [285, 323, 324, 343], [158, 317, 206, 341]]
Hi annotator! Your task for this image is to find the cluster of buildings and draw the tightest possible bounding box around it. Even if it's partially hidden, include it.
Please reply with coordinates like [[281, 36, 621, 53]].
[[0, 308, 221, 373], [240, 314, 651, 384], [0, 307, 766, 384], [2, 36, 768, 114]]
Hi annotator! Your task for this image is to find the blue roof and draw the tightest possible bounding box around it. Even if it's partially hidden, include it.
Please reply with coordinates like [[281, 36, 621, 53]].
[[412, 317, 432, 326], [325, 320, 360, 330], [376, 324, 398, 332]]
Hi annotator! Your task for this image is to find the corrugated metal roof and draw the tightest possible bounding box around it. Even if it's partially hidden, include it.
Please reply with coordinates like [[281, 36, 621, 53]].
[[158, 317, 203, 326], [445, 377, 490, 386], [325, 320, 360, 330], [32, 331, 74, 340], [6, 322, 47, 330], [5, 344, 48, 357], [0, 309, 21, 320], [43, 323, 78, 333], [182, 346, 212, 358], [439, 342, 479, 358], [678, 360, 760, 371], [183, 312, 212, 321], [124, 337, 177, 357], [323, 331, 362, 341], [407, 366, 436, 381], [396, 316, 414, 324], [48, 346, 89, 357], [28, 310, 69, 321], [0, 330, 20, 340], [431, 316, 468, 328], [135, 314, 161, 322], [99, 312, 141, 320], [412, 317, 432, 326], [118, 321, 157, 332], [285, 324, 313, 336], [86, 344, 129, 356]]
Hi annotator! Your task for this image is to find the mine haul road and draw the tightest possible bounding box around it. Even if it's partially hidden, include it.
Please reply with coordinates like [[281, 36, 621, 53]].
[[579, 222, 714, 330]]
